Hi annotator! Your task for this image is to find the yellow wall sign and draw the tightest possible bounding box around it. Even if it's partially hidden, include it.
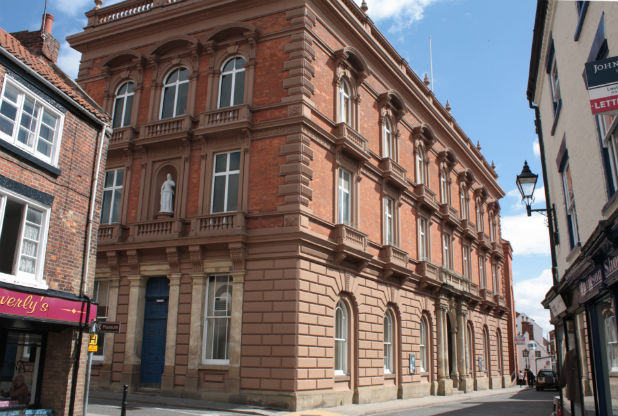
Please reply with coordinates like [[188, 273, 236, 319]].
[[88, 334, 98, 352]]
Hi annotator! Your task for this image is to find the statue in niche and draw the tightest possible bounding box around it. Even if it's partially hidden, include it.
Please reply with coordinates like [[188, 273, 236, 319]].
[[160, 173, 175, 214]]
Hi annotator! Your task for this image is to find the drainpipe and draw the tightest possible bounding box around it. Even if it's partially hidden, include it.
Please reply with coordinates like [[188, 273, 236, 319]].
[[68, 122, 109, 416], [528, 100, 559, 287]]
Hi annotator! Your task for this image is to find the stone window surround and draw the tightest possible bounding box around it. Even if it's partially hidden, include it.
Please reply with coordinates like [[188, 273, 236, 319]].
[[102, 52, 144, 131], [333, 47, 368, 132], [381, 185, 401, 247], [334, 152, 361, 228], [204, 25, 257, 112], [198, 134, 250, 217], [334, 295, 356, 387], [112, 81, 135, 129], [378, 91, 405, 162], [417, 215, 431, 262]]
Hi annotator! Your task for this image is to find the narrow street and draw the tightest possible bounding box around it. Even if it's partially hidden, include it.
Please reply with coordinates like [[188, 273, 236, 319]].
[[376, 389, 556, 416], [87, 387, 557, 416]]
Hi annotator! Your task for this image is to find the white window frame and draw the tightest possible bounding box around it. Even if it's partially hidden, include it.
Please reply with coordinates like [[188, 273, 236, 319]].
[[0, 188, 50, 289], [442, 233, 452, 270], [218, 56, 246, 109], [418, 217, 428, 261], [339, 79, 351, 125], [483, 329, 490, 373], [440, 168, 450, 204], [211, 151, 241, 214], [549, 53, 561, 115], [489, 214, 496, 241], [111, 81, 135, 129], [460, 183, 468, 219], [476, 198, 484, 232], [101, 168, 124, 225], [159, 67, 189, 119], [383, 197, 395, 246], [0, 76, 64, 166], [479, 255, 486, 288], [416, 146, 426, 185], [383, 118, 393, 159], [419, 317, 427, 373], [601, 116, 618, 189], [384, 312, 393, 374], [492, 262, 499, 294], [561, 160, 580, 247], [202, 274, 232, 364], [462, 244, 471, 280], [338, 168, 351, 225], [335, 300, 349, 375]]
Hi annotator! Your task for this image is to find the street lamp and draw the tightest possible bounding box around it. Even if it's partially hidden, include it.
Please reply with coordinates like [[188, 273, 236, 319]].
[[515, 161, 559, 285], [516, 161, 538, 216]]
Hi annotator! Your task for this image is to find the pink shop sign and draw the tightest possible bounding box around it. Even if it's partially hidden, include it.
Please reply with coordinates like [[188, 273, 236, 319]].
[[0, 287, 97, 325]]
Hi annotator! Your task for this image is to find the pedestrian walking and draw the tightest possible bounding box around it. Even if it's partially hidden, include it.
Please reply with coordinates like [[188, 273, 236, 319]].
[[518, 370, 524, 387]]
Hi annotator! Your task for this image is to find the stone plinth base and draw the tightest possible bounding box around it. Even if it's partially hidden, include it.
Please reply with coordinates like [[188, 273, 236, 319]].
[[400, 382, 431, 399], [474, 376, 489, 391], [458, 376, 474, 393], [489, 376, 503, 389], [356, 384, 398, 404], [437, 378, 453, 395]]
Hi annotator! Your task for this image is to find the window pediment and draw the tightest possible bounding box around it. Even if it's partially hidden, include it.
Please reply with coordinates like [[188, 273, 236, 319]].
[[412, 124, 436, 150], [334, 47, 368, 82], [103, 51, 143, 70], [378, 90, 405, 123], [150, 37, 199, 58], [437, 149, 457, 170], [457, 169, 475, 186], [205, 23, 257, 44]]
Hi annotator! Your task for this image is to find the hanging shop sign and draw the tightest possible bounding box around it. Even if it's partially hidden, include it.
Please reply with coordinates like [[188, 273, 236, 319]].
[[586, 56, 618, 115], [579, 267, 604, 303], [0, 286, 97, 325], [514, 336, 526, 345]]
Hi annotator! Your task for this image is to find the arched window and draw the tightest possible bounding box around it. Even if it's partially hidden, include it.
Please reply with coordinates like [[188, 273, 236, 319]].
[[460, 183, 468, 219], [419, 317, 428, 373], [416, 146, 426, 185], [483, 328, 490, 373], [218, 57, 246, 108], [384, 311, 393, 374], [339, 79, 351, 125], [383, 118, 393, 159], [160, 67, 189, 119], [112, 81, 134, 129], [467, 324, 474, 375], [335, 300, 349, 375]]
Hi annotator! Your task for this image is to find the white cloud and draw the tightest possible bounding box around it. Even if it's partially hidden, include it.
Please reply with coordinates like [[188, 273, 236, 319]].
[[354, 0, 440, 27], [501, 213, 550, 256], [56, 0, 91, 17], [56, 0, 124, 17], [57, 42, 82, 80], [514, 269, 553, 334], [533, 141, 541, 158]]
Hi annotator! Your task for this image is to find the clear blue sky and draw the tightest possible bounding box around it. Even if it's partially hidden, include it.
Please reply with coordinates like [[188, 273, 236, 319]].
[[0, 0, 552, 333]]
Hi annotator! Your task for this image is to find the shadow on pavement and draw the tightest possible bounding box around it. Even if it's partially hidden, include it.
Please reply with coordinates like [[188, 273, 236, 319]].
[[430, 389, 555, 416]]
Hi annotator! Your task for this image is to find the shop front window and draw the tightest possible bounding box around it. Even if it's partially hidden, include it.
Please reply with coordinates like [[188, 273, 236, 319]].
[[0, 331, 42, 408]]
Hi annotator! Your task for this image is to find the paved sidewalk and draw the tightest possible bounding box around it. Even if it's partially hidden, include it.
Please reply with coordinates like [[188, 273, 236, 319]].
[[89, 385, 530, 416]]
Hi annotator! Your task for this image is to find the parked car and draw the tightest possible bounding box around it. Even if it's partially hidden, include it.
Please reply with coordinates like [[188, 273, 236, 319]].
[[536, 369, 557, 391]]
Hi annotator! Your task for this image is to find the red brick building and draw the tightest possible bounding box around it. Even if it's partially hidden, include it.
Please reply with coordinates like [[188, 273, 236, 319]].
[[69, 0, 515, 410], [0, 16, 108, 416]]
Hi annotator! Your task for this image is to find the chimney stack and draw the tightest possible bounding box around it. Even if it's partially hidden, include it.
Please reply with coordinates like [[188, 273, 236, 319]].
[[43, 14, 54, 34], [11, 13, 60, 63]]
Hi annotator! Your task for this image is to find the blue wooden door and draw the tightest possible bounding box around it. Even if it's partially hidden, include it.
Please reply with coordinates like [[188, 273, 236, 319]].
[[140, 277, 169, 385]]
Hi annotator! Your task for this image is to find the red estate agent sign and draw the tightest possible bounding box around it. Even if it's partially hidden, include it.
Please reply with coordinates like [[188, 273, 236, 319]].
[[0, 287, 97, 325], [586, 56, 618, 115]]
